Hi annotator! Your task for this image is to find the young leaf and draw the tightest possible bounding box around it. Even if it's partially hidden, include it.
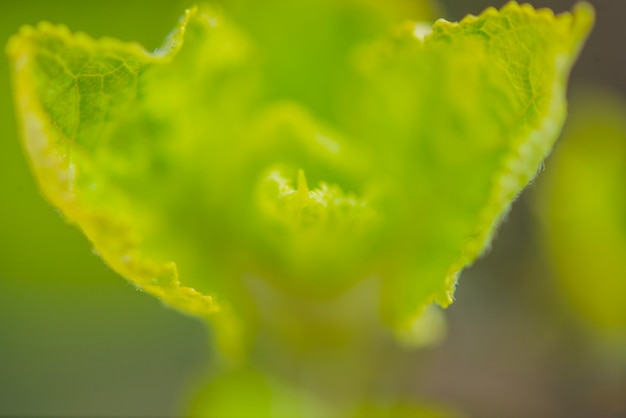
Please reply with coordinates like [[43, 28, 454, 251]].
[[6, 9, 221, 319], [342, 2, 594, 329], [7, 1, 593, 349]]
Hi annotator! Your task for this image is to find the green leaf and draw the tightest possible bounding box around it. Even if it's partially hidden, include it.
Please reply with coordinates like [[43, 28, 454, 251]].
[[6, 9, 221, 319], [7, 1, 593, 350], [535, 88, 626, 336], [188, 366, 333, 418], [346, 1, 594, 329]]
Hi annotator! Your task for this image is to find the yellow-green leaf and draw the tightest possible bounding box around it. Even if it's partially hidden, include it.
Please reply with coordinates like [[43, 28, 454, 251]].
[[7, 1, 593, 349], [341, 2, 593, 328]]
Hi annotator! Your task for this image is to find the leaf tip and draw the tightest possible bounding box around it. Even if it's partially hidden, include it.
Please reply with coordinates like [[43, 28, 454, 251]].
[[571, 2, 595, 41], [5, 24, 38, 58], [153, 5, 197, 57]]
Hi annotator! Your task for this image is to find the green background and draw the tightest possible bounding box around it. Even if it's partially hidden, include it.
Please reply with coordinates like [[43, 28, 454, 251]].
[[0, 1, 624, 417]]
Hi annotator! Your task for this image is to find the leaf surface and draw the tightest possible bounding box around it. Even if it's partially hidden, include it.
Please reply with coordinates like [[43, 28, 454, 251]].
[[342, 1, 594, 327], [7, 1, 593, 345]]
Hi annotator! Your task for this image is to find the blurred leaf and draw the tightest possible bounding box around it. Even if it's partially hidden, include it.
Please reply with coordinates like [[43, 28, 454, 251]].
[[536, 88, 626, 336], [187, 367, 332, 418], [351, 400, 464, 418], [7, 1, 593, 354], [349, 2, 594, 328]]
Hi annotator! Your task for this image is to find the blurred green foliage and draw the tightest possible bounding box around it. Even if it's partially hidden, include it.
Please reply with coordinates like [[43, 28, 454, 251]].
[[1, 0, 611, 417], [537, 88, 626, 339], [6, 0, 591, 342]]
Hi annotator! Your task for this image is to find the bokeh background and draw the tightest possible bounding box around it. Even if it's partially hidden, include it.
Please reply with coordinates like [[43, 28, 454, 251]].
[[0, 1, 624, 417]]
